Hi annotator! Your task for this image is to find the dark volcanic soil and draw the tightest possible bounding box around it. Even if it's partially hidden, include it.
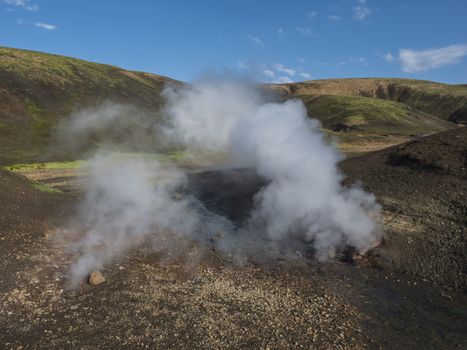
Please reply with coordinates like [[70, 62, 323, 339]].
[[0, 170, 72, 294], [187, 168, 265, 225], [0, 128, 466, 349], [341, 126, 467, 291]]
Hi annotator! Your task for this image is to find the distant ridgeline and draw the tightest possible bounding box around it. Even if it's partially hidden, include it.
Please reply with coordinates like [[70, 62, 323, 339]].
[[267, 78, 467, 124], [0, 47, 181, 164], [0, 46, 466, 164]]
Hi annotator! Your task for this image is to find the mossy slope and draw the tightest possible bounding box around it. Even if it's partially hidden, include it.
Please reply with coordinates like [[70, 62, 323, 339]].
[[270, 78, 467, 123], [300, 94, 453, 135], [1, 47, 464, 162], [0, 47, 181, 164]]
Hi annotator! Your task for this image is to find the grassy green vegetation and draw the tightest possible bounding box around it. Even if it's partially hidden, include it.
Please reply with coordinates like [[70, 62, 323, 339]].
[[281, 78, 467, 99], [2, 150, 218, 174], [163, 150, 188, 162], [1, 47, 464, 163], [265, 77, 465, 154], [75, 150, 223, 165], [1, 47, 132, 87], [296, 93, 457, 155], [26, 99, 55, 140], [0, 46, 180, 92], [272, 78, 467, 123], [300, 94, 453, 134], [4, 160, 86, 172], [304, 94, 413, 124], [0, 46, 181, 165], [31, 181, 62, 193]]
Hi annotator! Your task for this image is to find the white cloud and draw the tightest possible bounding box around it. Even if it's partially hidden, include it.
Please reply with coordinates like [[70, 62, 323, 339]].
[[262, 69, 275, 78], [260, 65, 299, 83], [262, 64, 310, 83], [274, 76, 293, 84], [308, 11, 319, 19], [353, 0, 371, 21], [328, 15, 343, 21], [4, 0, 23, 4], [296, 26, 317, 37], [3, 0, 38, 11], [383, 53, 394, 62], [247, 35, 264, 47], [399, 44, 467, 73], [273, 63, 296, 76], [35, 22, 57, 30], [277, 28, 284, 36], [17, 18, 57, 31]]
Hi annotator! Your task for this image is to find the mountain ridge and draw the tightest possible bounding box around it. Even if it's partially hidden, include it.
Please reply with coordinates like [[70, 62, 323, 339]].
[[0, 46, 464, 164], [267, 77, 467, 123], [0, 46, 181, 163]]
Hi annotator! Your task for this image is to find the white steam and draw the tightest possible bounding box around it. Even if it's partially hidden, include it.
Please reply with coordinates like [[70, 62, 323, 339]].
[[63, 80, 382, 284], [67, 153, 201, 285], [163, 81, 381, 256], [52, 101, 164, 157]]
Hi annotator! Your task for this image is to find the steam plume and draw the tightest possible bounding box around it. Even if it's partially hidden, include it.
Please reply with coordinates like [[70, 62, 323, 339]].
[[163, 81, 382, 257], [62, 79, 382, 283], [66, 153, 200, 285]]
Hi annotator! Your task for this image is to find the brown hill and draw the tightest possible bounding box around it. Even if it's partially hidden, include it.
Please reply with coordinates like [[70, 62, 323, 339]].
[[0, 47, 181, 164], [1, 47, 463, 163], [269, 78, 467, 123]]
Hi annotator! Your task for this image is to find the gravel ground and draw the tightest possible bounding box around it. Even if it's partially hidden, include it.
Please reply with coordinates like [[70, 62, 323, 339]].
[[1, 127, 466, 349]]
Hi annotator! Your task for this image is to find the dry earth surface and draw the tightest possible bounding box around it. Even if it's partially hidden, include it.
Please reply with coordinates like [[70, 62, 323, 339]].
[[1, 127, 466, 349]]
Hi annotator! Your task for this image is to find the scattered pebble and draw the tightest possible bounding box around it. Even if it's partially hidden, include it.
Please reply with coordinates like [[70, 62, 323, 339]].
[[88, 271, 106, 286]]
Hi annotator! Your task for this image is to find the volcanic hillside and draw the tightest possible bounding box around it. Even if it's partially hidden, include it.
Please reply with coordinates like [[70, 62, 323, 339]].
[[265, 78, 466, 154], [0, 47, 181, 164], [1, 47, 464, 164], [270, 78, 467, 123]]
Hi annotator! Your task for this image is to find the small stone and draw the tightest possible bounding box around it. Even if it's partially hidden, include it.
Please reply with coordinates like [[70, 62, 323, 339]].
[[88, 271, 106, 285]]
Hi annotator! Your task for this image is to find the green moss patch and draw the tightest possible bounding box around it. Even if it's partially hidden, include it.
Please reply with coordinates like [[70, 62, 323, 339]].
[[31, 182, 62, 193], [4, 160, 86, 171]]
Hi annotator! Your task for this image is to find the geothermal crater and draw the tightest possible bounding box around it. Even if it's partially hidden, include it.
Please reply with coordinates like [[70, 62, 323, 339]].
[[187, 168, 265, 225], [186, 167, 374, 263]]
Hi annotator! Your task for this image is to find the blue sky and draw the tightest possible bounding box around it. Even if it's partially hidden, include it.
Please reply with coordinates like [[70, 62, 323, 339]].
[[1, 0, 466, 83]]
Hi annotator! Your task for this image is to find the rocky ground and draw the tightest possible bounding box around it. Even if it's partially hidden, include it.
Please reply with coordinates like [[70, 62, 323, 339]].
[[0, 127, 466, 349], [341, 126, 467, 291]]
